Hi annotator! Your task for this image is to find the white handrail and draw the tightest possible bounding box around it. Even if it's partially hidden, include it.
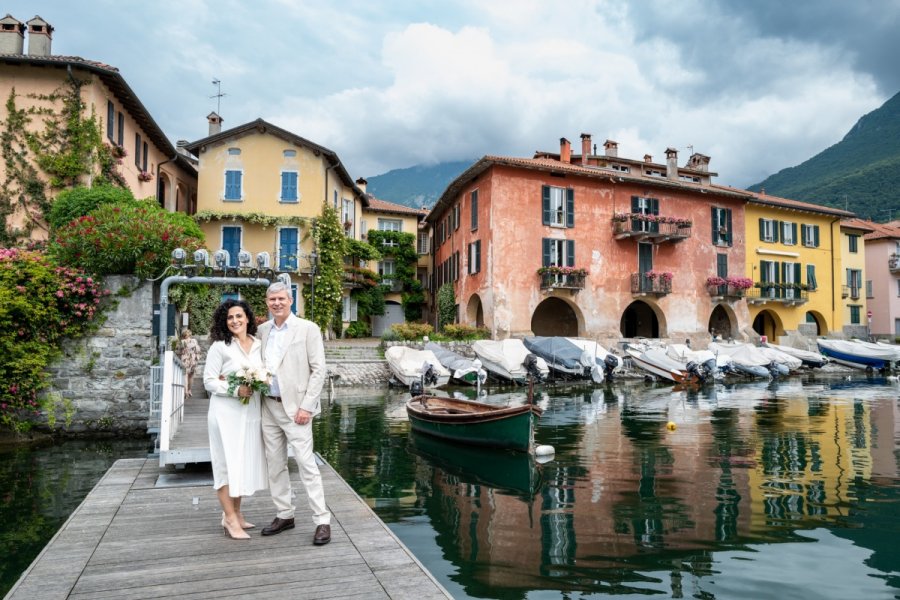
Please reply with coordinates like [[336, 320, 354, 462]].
[[158, 351, 186, 466]]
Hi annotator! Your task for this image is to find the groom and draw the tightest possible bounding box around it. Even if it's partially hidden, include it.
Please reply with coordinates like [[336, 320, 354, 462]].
[[258, 281, 331, 545]]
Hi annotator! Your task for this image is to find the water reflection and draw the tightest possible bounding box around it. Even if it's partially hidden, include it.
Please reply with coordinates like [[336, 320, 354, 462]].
[[314, 377, 900, 599]]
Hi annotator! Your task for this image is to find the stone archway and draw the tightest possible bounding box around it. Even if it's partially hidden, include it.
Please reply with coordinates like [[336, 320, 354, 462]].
[[466, 294, 485, 328], [531, 297, 579, 337], [804, 310, 827, 336], [708, 304, 737, 338], [752, 309, 782, 342], [620, 300, 663, 338]]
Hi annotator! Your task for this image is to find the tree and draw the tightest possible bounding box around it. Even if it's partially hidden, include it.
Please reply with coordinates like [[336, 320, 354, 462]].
[[437, 283, 456, 331]]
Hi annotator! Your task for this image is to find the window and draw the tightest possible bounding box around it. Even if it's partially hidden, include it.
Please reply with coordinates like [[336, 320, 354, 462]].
[[379, 259, 395, 287], [470, 190, 478, 230], [142, 141, 148, 172], [106, 101, 114, 140], [716, 253, 728, 278], [632, 196, 659, 233], [453, 204, 460, 231], [378, 219, 402, 232], [227, 147, 241, 155], [802, 224, 820, 247], [848, 234, 859, 253], [290, 284, 299, 316], [542, 238, 575, 268], [849, 305, 861, 325], [611, 164, 630, 173], [333, 190, 338, 210], [847, 268, 862, 299], [806, 264, 818, 291], [341, 198, 353, 235], [134, 133, 142, 168], [222, 226, 241, 267], [224, 170, 242, 201], [417, 232, 430, 255], [278, 228, 298, 271], [866, 280, 873, 298], [712, 207, 732, 246], [760, 260, 778, 298], [542, 185, 574, 228], [759, 218, 776, 242], [342, 296, 358, 322], [283, 149, 296, 158], [781, 221, 797, 245], [281, 171, 298, 202], [782, 261, 801, 299], [117, 112, 124, 146], [468, 240, 481, 275]]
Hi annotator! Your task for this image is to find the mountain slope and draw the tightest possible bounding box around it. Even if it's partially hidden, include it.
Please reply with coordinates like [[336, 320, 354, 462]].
[[366, 160, 474, 209], [749, 91, 900, 220]]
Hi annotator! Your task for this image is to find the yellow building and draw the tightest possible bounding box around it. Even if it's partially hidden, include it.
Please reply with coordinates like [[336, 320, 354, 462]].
[[839, 221, 874, 337], [358, 194, 428, 335], [0, 15, 197, 240], [184, 117, 367, 317], [744, 192, 856, 343]]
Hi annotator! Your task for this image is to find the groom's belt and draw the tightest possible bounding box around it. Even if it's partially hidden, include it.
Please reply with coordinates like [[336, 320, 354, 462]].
[[266, 395, 283, 402]]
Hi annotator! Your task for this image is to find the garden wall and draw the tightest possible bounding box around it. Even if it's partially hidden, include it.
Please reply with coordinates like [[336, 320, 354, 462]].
[[42, 276, 154, 433]]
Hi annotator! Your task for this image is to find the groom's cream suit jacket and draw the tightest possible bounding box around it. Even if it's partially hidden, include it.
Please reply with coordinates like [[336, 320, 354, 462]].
[[258, 313, 326, 418]]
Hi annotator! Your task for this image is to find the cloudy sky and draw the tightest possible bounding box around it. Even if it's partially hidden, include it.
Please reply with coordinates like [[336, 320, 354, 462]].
[[8, 1, 899, 188]]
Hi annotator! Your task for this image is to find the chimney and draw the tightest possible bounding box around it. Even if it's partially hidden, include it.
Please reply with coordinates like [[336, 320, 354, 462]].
[[355, 177, 367, 193], [25, 15, 52, 56], [207, 112, 223, 135], [686, 152, 710, 173], [644, 154, 652, 163], [603, 139, 618, 158], [176, 139, 190, 156], [559, 137, 571, 163], [665, 147, 678, 180], [580, 133, 591, 165], [0, 15, 25, 54]]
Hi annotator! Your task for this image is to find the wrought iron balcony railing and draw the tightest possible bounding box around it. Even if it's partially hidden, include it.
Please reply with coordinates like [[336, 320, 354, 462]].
[[539, 272, 586, 291], [613, 218, 692, 243], [707, 284, 747, 299], [746, 286, 809, 305], [631, 273, 672, 295]]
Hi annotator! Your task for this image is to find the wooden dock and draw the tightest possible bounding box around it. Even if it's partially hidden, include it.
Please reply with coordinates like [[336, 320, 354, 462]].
[[6, 457, 451, 599]]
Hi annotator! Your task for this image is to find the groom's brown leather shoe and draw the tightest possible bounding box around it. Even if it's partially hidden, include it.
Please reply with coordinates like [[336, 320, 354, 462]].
[[313, 524, 331, 545], [261, 517, 295, 536]]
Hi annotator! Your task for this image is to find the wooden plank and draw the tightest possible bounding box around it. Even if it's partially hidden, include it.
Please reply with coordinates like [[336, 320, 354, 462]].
[[6, 458, 451, 600]]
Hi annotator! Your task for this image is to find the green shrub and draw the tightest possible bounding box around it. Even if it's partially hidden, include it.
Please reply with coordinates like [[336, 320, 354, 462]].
[[0, 248, 109, 431], [47, 185, 137, 230], [345, 320, 371, 338], [437, 284, 456, 331], [49, 201, 203, 279], [390, 322, 434, 341], [442, 323, 490, 341]]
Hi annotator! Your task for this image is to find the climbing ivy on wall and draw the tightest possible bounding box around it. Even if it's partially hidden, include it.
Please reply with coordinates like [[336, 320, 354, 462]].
[[301, 204, 346, 335], [0, 78, 126, 243], [365, 230, 424, 321]]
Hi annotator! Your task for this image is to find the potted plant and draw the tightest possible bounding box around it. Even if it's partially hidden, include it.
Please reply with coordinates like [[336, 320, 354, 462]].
[[137, 170, 153, 182]]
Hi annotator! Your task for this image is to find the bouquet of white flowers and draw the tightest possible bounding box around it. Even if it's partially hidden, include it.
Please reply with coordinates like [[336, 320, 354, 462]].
[[226, 366, 270, 404]]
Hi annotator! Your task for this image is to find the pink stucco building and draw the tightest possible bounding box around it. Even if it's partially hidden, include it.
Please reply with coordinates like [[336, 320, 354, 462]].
[[427, 135, 752, 344], [852, 219, 900, 339]]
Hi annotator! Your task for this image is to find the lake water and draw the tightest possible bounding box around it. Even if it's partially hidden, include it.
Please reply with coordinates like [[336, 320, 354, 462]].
[[3, 375, 899, 599]]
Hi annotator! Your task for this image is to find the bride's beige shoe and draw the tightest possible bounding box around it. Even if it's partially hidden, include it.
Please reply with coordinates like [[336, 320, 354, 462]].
[[222, 512, 255, 530]]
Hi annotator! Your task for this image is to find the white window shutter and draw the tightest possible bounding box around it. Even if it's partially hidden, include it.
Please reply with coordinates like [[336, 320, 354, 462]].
[[350, 297, 358, 322]]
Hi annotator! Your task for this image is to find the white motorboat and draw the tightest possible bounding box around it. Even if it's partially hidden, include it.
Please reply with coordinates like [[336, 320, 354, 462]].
[[565, 338, 625, 383], [666, 344, 727, 381], [756, 345, 803, 373], [425, 342, 487, 386], [624, 344, 695, 383], [763, 342, 828, 368], [384, 346, 451, 389], [472, 339, 550, 384], [817, 339, 900, 370], [523, 336, 591, 379], [708, 342, 776, 378]]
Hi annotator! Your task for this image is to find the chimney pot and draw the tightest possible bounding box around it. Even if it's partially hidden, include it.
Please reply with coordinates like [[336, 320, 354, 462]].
[[0, 14, 25, 54], [207, 112, 223, 136], [559, 137, 571, 164], [665, 147, 678, 180], [604, 139, 618, 158], [580, 133, 591, 165], [644, 154, 652, 163], [355, 177, 367, 193], [25, 15, 52, 56]]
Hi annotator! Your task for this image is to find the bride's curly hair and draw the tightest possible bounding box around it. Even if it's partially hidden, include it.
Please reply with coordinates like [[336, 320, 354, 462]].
[[209, 299, 258, 344]]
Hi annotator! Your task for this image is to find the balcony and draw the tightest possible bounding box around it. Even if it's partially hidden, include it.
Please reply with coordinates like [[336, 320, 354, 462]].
[[342, 267, 377, 289], [631, 272, 672, 296], [612, 214, 692, 244], [746, 285, 809, 306], [890, 254, 900, 272], [539, 272, 586, 292], [707, 285, 747, 300]]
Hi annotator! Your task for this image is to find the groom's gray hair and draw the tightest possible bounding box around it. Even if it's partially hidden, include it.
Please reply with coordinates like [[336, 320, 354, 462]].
[[266, 281, 290, 296]]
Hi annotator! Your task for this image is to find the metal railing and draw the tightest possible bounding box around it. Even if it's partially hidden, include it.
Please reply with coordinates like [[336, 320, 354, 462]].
[[745, 287, 810, 304], [631, 273, 672, 295], [539, 272, 586, 290], [152, 351, 186, 465], [707, 285, 746, 299], [613, 219, 692, 242]]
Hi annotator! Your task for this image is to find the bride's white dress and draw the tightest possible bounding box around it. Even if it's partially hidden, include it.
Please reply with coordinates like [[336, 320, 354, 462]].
[[203, 338, 268, 497]]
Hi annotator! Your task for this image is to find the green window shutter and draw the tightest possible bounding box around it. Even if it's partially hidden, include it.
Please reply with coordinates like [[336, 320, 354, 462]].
[[566, 240, 575, 267], [566, 188, 574, 228], [725, 209, 732, 246], [650, 198, 659, 233], [794, 262, 801, 285], [814, 225, 820, 247], [632, 196, 640, 212], [542, 238, 551, 267], [773, 221, 780, 243], [759, 218, 765, 240], [791, 223, 797, 244], [801, 225, 807, 245], [717, 253, 728, 277], [471, 190, 478, 229], [760, 260, 770, 283], [542, 186, 551, 225], [476, 240, 481, 273]]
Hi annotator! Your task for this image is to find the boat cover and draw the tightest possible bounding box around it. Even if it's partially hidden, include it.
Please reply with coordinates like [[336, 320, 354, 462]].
[[818, 339, 900, 362], [764, 342, 828, 366], [565, 338, 625, 371], [384, 346, 451, 379], [425, 342, 485, 382], [472, 339, 549, 376], [523, 337, 589, 371], [756, 346, 803, 371], [709, 342, 772, 367]]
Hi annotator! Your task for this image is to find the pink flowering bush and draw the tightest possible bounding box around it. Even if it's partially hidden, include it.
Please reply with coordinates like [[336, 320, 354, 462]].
[[537, 266, 589, 276], [50, 202, 203, 279], [644, 270, 673, 283], [706, 276, 727, 287], [725, 276, 753, 290], [0, 248, 110, 431], [614, 213, 692, 227]]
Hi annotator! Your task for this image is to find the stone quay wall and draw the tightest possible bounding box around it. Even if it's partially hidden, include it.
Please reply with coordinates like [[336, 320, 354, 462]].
[[43, 276, 154, 433]]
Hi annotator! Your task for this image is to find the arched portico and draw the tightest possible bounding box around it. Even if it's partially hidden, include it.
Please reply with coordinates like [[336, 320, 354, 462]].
[[751, 309, 783, 342], [708, 304, 738, 338], [620, 300, 665, 338], [466, 294, 485, 328], [531, 296, 580, 337], [804, 310, 827, 336]]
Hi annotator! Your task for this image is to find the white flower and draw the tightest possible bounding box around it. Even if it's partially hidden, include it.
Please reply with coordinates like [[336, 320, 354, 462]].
[[252, 368, 270, 383]]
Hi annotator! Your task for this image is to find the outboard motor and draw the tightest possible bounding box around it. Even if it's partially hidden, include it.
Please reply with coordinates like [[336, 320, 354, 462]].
[[701, 357, 718, 381], [604, 354, 619, 380], [422, 362, 439, 387], [409, 378, 424, 397], [767, 361, 788, 378], [523, 353, 545, 382], [686, 360, 701, 381]]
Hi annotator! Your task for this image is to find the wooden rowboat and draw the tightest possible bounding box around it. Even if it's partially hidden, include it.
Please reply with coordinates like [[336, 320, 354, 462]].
[[405, 395, 542, 452]]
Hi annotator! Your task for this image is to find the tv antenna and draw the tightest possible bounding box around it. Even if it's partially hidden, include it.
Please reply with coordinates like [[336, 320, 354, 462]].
[[687, 144, 694, 155], [210, 78, 227, 114]]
